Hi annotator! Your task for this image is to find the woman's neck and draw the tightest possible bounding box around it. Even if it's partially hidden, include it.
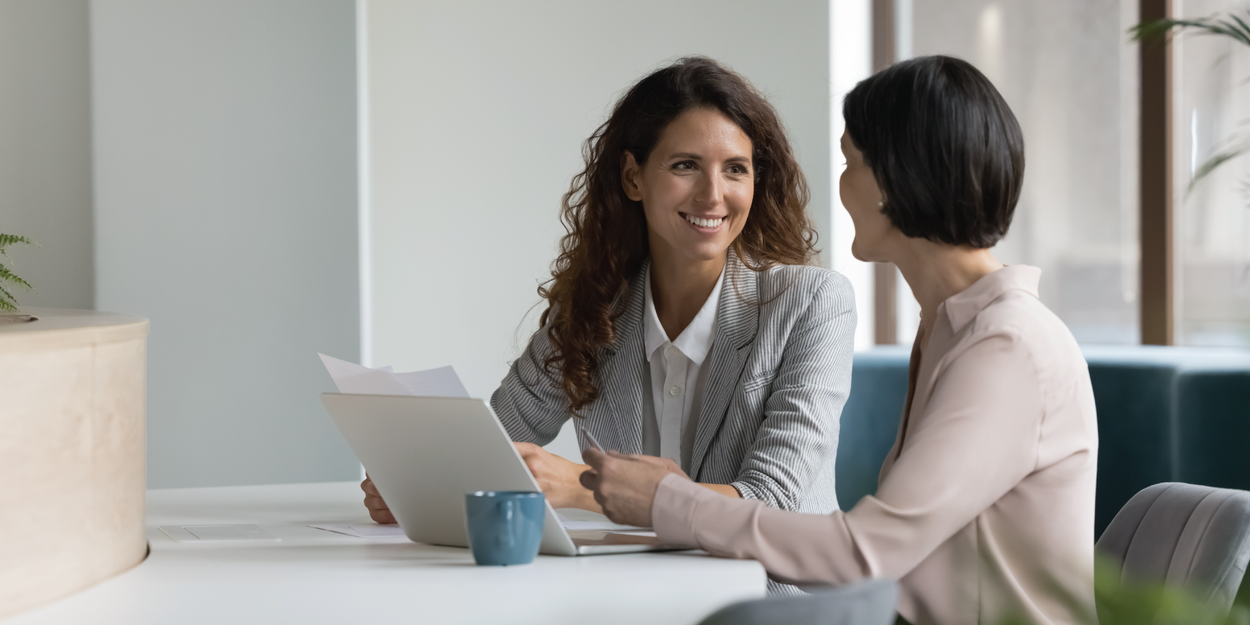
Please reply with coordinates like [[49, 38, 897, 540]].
[[893, 239, 1003, 344], [649, 246, 726, 342]]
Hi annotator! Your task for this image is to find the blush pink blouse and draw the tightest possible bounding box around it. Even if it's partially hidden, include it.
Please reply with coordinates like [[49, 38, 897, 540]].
[[652, 266, 1098, 625]]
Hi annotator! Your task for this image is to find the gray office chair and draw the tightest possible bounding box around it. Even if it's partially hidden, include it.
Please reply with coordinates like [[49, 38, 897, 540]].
[[1096, 482, 1250, 615], [697, 578, 899, 625]]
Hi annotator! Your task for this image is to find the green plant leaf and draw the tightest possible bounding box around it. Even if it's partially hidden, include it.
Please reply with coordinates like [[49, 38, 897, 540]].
[[1130, 12, 1250, 48], [0, 233, 34, 250], [1230, 13, 1250, 43], [1189, 142, 1250, 194], [0, 282, 17, 312], [0, 264, 34, 292], [0, 234, 35, 312]]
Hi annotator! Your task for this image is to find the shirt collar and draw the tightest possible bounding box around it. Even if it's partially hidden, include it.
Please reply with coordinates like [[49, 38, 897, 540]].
[[643, 262, 725, 366], [939, 265, 1042, 334]]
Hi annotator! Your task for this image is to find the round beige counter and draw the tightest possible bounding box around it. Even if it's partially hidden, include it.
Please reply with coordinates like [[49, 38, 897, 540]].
[[0, 308, 149, 619]]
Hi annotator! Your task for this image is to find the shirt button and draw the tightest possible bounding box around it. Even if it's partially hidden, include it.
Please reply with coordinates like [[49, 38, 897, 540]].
[[669, 386, 681, 397], [666, 345, 679, 359]]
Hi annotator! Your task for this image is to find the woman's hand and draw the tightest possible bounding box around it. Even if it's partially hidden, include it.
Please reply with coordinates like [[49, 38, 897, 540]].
[[514, 442, 598, 511], [360, 474, 396, 524], [579, 448, 689, 527]]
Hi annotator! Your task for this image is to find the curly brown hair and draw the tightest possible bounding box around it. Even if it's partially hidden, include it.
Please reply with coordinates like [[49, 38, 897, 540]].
[[538, 56, 817, 415]]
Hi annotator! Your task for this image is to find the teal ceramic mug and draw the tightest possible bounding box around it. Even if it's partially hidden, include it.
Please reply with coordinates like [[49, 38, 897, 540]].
[[464, 491, 545, 566]]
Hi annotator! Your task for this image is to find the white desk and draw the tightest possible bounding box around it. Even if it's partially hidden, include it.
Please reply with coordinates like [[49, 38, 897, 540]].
[[10, 482, 766, 624]]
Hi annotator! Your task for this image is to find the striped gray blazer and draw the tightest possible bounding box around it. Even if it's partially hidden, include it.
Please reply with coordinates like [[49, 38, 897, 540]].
[[492, 250, 856, 518]]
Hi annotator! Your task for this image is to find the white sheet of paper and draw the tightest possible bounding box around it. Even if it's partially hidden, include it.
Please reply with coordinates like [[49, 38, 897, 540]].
[[308, 517, 648, 539], [391, 366, 469, 397], [319, 353, 469, 398], [159, 524, 281, 543], [307, 523, 407, 538]]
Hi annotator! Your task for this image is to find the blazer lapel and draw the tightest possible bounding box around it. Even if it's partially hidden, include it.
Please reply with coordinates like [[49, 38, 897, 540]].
[[586, 260, 649, 454], [688, 251, 759, 480]]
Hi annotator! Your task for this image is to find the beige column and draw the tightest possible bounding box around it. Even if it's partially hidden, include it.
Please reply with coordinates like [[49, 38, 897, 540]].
[[0, 308, 148, 619]]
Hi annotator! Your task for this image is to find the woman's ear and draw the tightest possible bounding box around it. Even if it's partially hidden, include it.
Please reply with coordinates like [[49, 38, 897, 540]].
[[621, 151, 644, 202]]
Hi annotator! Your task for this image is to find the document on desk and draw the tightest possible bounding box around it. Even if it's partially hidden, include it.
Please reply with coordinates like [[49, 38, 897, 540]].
[[319, 354, 469, 398], [307, 516, 649, 539], [306, 523, 408, 538]]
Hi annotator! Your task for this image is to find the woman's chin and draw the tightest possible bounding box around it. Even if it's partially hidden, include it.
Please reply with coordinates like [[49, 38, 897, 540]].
[[850, 244, 869, 263], [657, 238, 732, 265], [685, 243, 733, 263], [850, 240, 886, 264]]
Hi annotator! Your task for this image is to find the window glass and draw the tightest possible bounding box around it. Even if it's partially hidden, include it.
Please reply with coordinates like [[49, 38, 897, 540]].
[[899, 0, 1142, 344], [1174, 0, 1250, 347]]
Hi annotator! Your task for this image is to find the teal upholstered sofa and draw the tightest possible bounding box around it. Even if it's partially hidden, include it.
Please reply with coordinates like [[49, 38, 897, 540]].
[[835, 345, 1250, 538]]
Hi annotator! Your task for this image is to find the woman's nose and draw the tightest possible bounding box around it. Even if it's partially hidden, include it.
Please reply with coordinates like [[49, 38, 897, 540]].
[[696, 172, 724, 207]]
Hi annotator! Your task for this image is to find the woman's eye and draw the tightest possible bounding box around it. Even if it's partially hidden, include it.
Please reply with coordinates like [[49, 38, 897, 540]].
[[729, 164, 749, 175], [672, 161, 695, 170]]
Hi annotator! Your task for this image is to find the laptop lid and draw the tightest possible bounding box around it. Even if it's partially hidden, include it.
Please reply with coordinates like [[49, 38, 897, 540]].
[[319, 393, 578, 556]]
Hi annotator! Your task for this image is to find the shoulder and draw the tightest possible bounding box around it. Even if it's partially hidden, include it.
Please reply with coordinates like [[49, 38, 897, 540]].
[[964, 291, 1086, 390], [755, 263, 855, 310], [755, 261, 855, 300], [972, 290, 1074, 347]]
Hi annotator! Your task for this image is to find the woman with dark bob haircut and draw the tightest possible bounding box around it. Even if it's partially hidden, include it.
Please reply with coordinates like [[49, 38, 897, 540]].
[[583, 56, 1099, 625], [363, 57, 856, 592]]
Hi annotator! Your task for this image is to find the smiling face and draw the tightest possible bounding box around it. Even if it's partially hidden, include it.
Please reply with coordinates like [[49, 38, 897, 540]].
[[621, 108, 754, 266], [839, 130, 897, 262]]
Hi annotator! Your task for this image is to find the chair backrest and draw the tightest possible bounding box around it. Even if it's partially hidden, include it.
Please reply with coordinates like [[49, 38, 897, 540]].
[[1096, 482, 1250, 613], [837, 348, 909, 510], [697, 578, 899, 625]]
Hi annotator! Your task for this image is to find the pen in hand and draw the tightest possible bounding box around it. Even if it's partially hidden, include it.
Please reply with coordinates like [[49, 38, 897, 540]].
[[578, 420, 607, 453]]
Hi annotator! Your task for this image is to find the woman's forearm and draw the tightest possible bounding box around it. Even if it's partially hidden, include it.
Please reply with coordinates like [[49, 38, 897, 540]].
[[575, 478, 735, 514], [698, 483, 741, 498], [570, 483, 605, 514], [653, 474, 865, 585]]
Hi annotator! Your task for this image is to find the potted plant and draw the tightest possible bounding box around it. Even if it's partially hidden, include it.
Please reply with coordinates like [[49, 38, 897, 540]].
[[0, 233, 36, 323]]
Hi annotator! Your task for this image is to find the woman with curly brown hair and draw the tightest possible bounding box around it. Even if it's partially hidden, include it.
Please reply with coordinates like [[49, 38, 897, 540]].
[[363, 57, 855, 569]]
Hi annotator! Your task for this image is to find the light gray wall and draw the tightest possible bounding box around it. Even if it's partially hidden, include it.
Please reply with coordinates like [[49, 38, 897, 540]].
[[364, 0, 832, 460], [0, 0, 94, 310], [91, 0, 360, 488]]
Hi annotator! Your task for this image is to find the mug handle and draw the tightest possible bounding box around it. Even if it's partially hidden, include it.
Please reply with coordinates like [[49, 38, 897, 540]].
[[497, 499, 515, 550]]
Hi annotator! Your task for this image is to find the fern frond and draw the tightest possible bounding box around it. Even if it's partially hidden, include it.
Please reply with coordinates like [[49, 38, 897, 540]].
[[0, 282, 17, 312], [0, 234, 36, 263], [0, 264, 34, 292], [0, 234, 34, 250], [0, 235, 35, 312]]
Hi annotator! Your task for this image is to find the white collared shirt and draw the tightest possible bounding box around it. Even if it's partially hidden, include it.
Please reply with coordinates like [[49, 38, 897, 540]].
[[642, 264, 724, 468]]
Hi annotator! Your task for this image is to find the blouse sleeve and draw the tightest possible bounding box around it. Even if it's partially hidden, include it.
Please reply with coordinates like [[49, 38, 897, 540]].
[[729, 272, 856, 511], [653, 329, 1043, 585]]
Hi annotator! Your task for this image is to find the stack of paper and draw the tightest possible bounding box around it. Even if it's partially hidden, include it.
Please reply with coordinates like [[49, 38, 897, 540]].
[[319, 353, 469, 398]]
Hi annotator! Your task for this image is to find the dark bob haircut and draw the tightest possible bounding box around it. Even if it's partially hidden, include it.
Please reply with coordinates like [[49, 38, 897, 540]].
[[843, 55, 1024, 249]]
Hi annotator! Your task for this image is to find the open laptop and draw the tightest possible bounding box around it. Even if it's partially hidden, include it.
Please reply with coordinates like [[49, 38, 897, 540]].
[[319, 392, 677, 556]]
